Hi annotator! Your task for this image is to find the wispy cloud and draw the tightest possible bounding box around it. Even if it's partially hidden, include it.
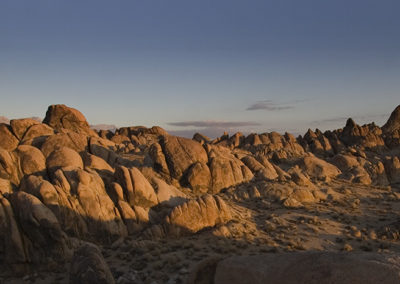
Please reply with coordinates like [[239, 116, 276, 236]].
[[167, 120, 261, 138], [168, 120, 260, 128], [310, 114, 389, 126], [246, 99, 309, 111]]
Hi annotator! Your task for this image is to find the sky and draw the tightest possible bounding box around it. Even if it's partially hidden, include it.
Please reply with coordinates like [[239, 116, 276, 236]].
[[1, 0, 399, 138]]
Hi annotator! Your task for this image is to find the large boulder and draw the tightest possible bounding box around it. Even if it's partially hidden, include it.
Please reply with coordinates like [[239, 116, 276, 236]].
[[70, 243, 115, 284], [207, 145, 253, 193], [114, 166, 158, 208], [200, 252, 400, 284], [299, 155, 341, 181], [0, 123, 19, 151], [46, 147, 84, 175], [331, 154, 372, 185], [384, 156, 400, 184], [19, 123, 55, 147], [51, 167, 127, 241], [0, 194, 28, 264], [145, 194, 232, 238], [0, 145, 46, 186], [241, 155, 278, 180], [160, 135, 208, 180], [151, 176, 187, 207], [185, 162, 212, 193], [9, 191, 71, 264], [41, 132, 88, 157], [14, 145, 47, 177], [43, 104, 97, 136], [10, 118, 40, 140]]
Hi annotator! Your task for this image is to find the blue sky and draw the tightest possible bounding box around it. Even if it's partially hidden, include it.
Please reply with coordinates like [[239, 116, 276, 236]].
[[1, 0, 399, 137]]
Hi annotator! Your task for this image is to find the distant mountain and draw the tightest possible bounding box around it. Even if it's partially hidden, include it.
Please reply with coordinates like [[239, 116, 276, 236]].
[[90, 124, 117, 132], [0, 116, 10, 124], [0, 116, 42, 124]]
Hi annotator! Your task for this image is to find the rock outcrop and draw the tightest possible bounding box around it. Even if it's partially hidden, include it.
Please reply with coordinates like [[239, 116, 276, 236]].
[[146, 194, 232, 238], [70, 243, 115, 284], [191, 252, 400, 284], [43, 104, 97, 136]]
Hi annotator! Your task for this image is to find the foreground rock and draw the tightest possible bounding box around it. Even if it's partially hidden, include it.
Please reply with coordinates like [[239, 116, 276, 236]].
[[189, 252, 400, 284], [70, 243, 115, 284]]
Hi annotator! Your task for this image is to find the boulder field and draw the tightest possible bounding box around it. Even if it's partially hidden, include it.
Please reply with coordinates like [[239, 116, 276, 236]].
[[0, 104, 400, 283]]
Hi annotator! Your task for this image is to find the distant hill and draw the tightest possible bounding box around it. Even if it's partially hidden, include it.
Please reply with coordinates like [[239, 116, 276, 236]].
[[90, 124, 117, 132], [0, 116, 9, 124], [0, 116, 42, 124]]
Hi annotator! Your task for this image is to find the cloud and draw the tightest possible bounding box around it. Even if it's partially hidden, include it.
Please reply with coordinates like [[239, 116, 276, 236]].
[[246, 99, 300, 111], [167, 120, 261, 139], [310, 114, 389, 126], [168, 120, 261, 128]]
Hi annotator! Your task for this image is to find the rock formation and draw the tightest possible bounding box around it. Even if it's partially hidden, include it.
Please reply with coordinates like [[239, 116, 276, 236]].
[[0, 104, 399, 283]]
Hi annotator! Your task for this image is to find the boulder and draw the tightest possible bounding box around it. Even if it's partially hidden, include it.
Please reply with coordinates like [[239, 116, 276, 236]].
[[83, 153, 114, 175], [193, 132, 211, 144], [52, 167, 127, 241], [46, 147, 84, 175], [384, 156, 400, 184], [69, 243, 115, 284], [0, 194, 28, 264], [43, 104, 97, 136], [114, 166, 158, 208], [160, 135, 208, 180], [14, 145, 46, 176], [10, 118, 40, 140], [300, 155, 341, 181], [41, 132, 88, 157], [151, 177, 187, 207], [149, 142, 170, 175], [207, 145, 253, 193], [116, 200, 142, 234], [0, 146, 46, 186], [20, 123, 55, 146], [0, 147, 19, 185], [204, 252, 400, 284], [146, 195, 232, 238], [9, 191, 71, 264], [185, 162, 212, 193], [0, 124, 19, 151]]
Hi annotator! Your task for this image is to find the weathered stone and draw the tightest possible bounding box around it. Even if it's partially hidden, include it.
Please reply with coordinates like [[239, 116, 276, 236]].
[[9, 191, 71, 264], [41, 132, 88, 157], [163, 195, 231, 237], [0, 124, 19, 151], [160, 135, 208, 180], [43, 104, 97, 136], [46, 147, 84, 175], [70, 243, 115, 284], [10, 118, 40, 140], [151, 177, 187, 207], [114, 166, 158, 208], [208, 252, 400, 284], [186, 162, 211, 193], [300, 155, 341, 181]]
